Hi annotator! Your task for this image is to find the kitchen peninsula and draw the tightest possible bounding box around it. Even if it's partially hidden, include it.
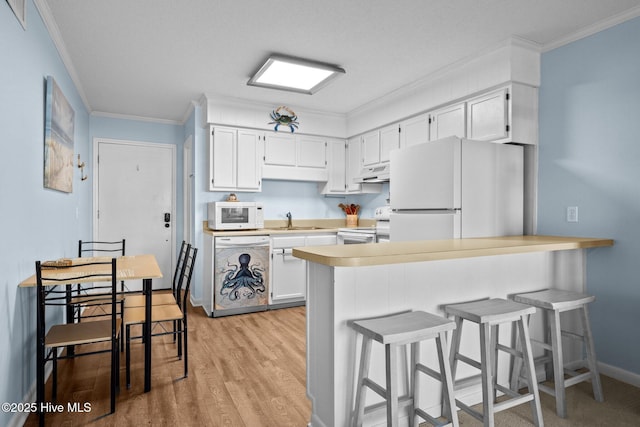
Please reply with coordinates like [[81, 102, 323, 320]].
[[293, 235, 613, 427]]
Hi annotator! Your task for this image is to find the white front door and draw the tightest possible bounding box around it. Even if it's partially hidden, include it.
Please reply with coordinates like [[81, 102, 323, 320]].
[[94, 139, 175, 291]]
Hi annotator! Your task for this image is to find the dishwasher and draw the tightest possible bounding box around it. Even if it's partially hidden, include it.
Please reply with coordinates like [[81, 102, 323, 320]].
[[210, 235, 270, 317]]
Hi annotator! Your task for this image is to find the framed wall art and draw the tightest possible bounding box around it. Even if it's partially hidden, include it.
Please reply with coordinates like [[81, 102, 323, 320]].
[[44, 76, 75, 193], [6, 0, 26, 29]]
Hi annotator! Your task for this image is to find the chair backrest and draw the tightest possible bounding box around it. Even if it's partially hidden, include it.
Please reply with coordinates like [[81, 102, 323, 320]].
[[78, 239, 125, 292], [172, 241, 188, 297], [175, 245, 197, 311], [78, 239, 126, 258], [37, 258, 118, 334]]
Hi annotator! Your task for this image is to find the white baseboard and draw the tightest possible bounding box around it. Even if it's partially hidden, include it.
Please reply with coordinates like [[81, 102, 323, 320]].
[[598, 362, 640, 388]]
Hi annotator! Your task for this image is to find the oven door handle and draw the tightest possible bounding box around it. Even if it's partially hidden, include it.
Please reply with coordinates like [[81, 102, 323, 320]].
[[339, 233, 376, 244]]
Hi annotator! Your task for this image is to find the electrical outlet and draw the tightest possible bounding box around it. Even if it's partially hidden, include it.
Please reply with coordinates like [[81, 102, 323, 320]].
[[567, 206, 578, 222]]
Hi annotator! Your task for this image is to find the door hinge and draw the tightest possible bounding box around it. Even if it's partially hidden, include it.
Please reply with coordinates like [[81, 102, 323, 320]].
[[506, 92, 510, 101], [97, 210, 100, 219], [506, 124, 511, 132], [428, 117, 433, 124]]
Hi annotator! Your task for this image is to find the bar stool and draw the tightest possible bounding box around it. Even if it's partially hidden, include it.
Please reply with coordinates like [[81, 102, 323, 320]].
[[348, 310, 459, 427], [511, 289, 604, 418], [444, 298, 543, 427]]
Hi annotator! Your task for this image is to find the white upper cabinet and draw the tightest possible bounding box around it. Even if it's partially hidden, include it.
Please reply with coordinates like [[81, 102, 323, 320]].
[[400, 113, 430, 148], [465, 84, 538, 145], [209, 126, 262, 192], [361, 124, 399, 167], [264, 133, 296, 166], [263, 133, 328, 181], [320, 137, 382, 195], [297, 135, 327, 169], [429, 102, 466, 141], [319, 139, 347, 194], [346, 137, 363, 192], [361, 130, 380, 167], [236, 129, 262, 189], [379, 124, 400, 163], [466, 88, 509, 142]]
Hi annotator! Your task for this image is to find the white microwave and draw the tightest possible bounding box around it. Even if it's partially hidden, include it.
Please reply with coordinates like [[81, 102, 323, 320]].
[[207, 201, 264, 231]]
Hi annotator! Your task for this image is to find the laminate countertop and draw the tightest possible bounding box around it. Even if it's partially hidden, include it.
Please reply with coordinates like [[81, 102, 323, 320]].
[[202, 219, 376, 237], [292, 235, 614, 267]]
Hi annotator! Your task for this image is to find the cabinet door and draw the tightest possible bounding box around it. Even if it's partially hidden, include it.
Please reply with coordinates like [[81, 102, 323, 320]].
[[346, 137, 362, 192], [429, 103, 466, 141], [466, 88, 508, 141], [379, 124, 400, 163], [361, 131, 380, 167], [236, 129, 262, 190], [297, 135, 327, 169], [210, 127, 236, 190], [264, 133, 296, 166], [322, 139, 346, 194], [271, 235, 307, 303], [400, 114, 429, 148]]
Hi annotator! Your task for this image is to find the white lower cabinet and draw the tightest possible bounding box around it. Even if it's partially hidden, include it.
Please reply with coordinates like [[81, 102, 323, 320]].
[[270, 233, 337, 307]]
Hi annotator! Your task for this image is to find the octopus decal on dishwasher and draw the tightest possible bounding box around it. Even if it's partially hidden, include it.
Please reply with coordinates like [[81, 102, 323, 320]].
[[220, 253, 266, 301]]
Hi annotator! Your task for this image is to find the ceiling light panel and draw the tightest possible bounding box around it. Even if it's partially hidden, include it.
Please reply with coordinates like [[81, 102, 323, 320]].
[[248, 55, 345, 94]]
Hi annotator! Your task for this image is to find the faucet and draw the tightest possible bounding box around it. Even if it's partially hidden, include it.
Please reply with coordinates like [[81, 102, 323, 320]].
[[286, 211, 293, 229]]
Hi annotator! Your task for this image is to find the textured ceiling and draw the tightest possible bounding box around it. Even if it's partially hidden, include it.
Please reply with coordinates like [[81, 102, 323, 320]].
[[42, 0, 640, 123]]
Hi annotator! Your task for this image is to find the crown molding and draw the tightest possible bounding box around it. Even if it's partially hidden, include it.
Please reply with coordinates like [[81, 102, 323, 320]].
[[34, 0, 91, 113], [90, 110, 182, 126], [542, 5, 640, 52]]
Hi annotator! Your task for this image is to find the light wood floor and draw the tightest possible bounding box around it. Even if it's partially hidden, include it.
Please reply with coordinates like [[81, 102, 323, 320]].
[[24, 302, 310, 426], [24, 300, 640, 426]]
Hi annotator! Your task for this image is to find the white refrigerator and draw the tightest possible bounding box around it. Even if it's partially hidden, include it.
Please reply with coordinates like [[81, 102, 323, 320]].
[[390, 136, 523, 241]]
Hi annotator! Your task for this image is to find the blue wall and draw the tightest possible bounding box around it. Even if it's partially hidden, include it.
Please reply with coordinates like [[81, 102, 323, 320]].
[[1, 2, 91, 424], [538, 17, 640, 375]]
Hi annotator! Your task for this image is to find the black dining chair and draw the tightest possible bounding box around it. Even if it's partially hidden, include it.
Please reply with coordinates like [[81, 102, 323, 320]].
[[124, 240, 188, 309], [124, 245, 197, 388], [68, 239, 126, 351], [36, 258, 120, 425]]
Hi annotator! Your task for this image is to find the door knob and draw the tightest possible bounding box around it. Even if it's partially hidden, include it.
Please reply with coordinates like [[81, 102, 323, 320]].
[[164, 213, 171, 228]]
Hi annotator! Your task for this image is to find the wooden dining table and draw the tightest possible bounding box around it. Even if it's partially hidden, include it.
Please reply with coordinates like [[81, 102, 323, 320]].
[[19, 254, 163, 408]]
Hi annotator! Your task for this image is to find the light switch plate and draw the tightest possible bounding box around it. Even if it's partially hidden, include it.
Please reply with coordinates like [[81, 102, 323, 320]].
[[567, 206, 578, 222]]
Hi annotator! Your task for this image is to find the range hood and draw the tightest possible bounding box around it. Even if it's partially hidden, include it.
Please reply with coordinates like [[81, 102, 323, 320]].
[[355, 163, 390, 183]]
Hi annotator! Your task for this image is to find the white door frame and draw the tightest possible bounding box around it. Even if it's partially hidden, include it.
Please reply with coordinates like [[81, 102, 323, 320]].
[[183, 135, 193, 245], [92, 137, 177, 273]]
